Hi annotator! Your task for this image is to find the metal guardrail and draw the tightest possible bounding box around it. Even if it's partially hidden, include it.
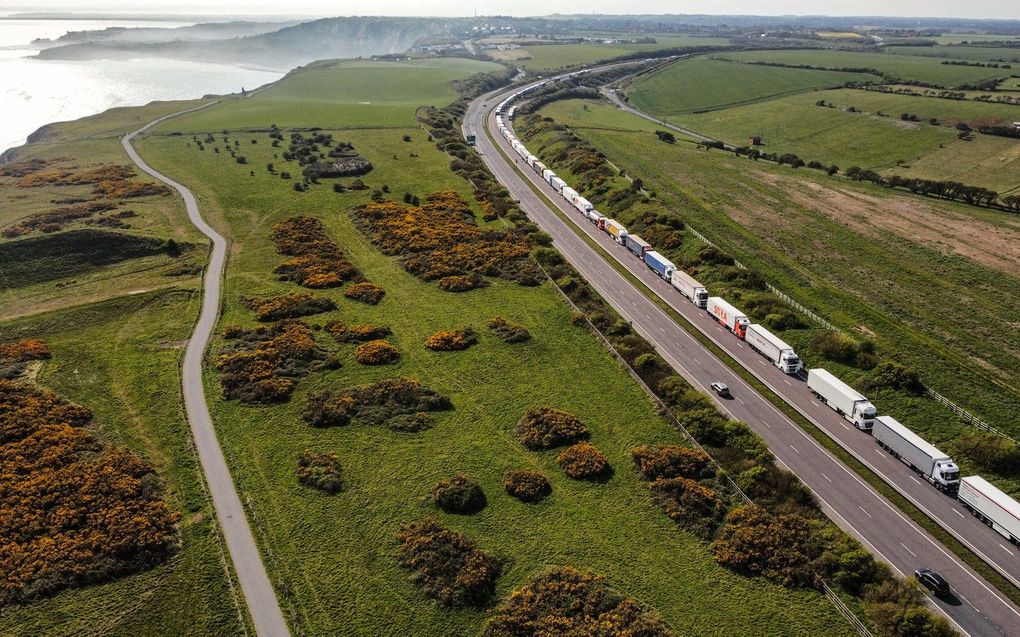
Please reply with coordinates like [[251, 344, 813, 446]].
[[822, 582, 874, 637]]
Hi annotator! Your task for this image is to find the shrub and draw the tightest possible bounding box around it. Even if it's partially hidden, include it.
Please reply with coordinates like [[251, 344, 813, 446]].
[[484, 566, 674, 637], [215, 322, 327, 404], [432, 475, 487, 513], [395, 518, 501, 607], [354, 340, 400, 365], [487, 316, 531, 343], [809, 330, 879, 369], [302, 377, 451, 431], [515, 406, 589, 450], [324, 320, 392, 343], [244, 291, 336, 322], [951, 431, 1020, 476], [630, 445, 712, 481], [437, 273, 488, 292], [711, 505, 821, 588], [343, 281, 385, 305], [270, 216, 359, 288], [502, 469, 551, 503], [0, 338, 51, 379], [424, 326, 478, 351], [858, 361, 924, 396], [558, 442, 610, 480], [648, 477, 725, 539], [296, 449, 344, 493]]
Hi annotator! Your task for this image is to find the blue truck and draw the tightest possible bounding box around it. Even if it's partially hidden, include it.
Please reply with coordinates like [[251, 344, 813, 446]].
[[625, 234, 651, 258], [644, 250, 676, 279]]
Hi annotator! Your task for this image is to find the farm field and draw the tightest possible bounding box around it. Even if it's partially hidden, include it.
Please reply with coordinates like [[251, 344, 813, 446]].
[[884, 45, 1020, 62], [721, 49, 1012, 86], [532, 98, 1020, 468], [519, 37, 726, 71], [132, 60, 854, 636], [625, 57, 876, 115]]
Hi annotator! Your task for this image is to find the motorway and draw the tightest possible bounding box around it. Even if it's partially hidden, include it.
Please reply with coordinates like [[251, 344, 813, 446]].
[[466, 77, 1020, 636], [124, 108, 291, 637]]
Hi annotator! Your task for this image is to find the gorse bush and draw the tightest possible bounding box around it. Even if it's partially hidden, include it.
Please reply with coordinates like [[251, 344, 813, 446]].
[[859, 361, 924, 396], [270, 216, 360, 288], [296, 449, 344, 493], [324, 320, 392, 343], [630, 445, 712, 481], [1, 201, 119, 237], [244, 291, 336, 322], [354, 340, 400, 365], [484, 566, 675, 637], [951, 431, 1020, 477], [0, 338, 51, 379], [216, 322, 328, 404], [648, 477, 725, 539], [487, 316, 531, 343], [432, 475, 487, 514], [424, 326, 478, 351], [437, 273, 488, 292], [502, 469, 551, 503], [711, 505, 822, 588], [558, 442, 611, 480], [0, 378, 178, 605], [343, 281, 385, 305], [515, 406, 589, 450], [395, 518, 501, 607], [302, 377, 452, 431]]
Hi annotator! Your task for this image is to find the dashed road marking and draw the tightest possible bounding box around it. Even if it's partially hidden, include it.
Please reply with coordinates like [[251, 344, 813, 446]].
[[1001, 544, 1015, 556], [790, 444, 800, 454], [858, 505, 873, 518], [810, 400, 820, 407], [954, 509, 965, 519], [900, 542, 917, 557], [821, 472, 832, 483], [910, 475, 923, 486]]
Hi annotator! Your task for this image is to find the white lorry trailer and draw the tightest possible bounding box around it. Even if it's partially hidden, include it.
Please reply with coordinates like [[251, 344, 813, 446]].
[[806, 368, 876, 430], [706, 297, 749, 339], [873, 416, 959, 492], [669, 270, 708, 308], [744, 324, 802, 374], [561, 186, 578, 203], [958, 476, 1020, 545]]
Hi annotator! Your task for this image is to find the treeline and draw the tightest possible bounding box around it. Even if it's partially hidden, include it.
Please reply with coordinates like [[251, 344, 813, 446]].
[[846, 167, 1010, 208], [739, 58, 1009, 91], [979, 124, 1020, 139], [941, 59, 1012, 68]]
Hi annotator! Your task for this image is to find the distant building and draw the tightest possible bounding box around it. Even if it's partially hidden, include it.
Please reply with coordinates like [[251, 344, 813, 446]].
[[749, 135, 763, 145]]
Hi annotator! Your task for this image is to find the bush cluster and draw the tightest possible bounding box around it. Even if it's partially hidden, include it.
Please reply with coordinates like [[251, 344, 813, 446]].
[[270, 216, 360, 288], [296, 449, 344, 493], [354, 339, 400, 365], [216, 322, 328, 404], [351, 191, 542, 286], [244, 292, 336, 322], [424, 326, 478, 351], [952, 431, 1020, 477], [395, 518, 501, 607], [343, 281, 385, 305], [431, 475, 487, 514], [0, 378, 178, 605], [487, 316, 530, 343], [302, 377, 451, 431], [858, 361, 924, 396], [630, 445, 712, 481], [557, 442, 611, 480], [324, 320, 392, 343], [711, 505, 822, 588], [502, 469, 551, 503], [484, 567, 674, 637], [515, 406, 589, 450], [437, 273, 488, 292], [649, 477, 725, 539], [809, 331, 878, 369], [1, 201, 119, 237], [0, 339, 51, 379]]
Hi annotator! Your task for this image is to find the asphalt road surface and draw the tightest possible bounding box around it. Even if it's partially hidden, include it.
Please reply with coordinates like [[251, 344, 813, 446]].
[[124, 106, 291, 637], [466, 75, 1020, 637]]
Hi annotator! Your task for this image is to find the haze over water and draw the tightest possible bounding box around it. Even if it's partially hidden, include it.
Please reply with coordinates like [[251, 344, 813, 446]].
[[0, 15, 283, 154]]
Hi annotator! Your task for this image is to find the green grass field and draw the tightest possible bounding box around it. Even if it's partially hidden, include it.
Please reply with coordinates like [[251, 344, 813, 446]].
[[721, 49, 1012, 87], [626, 58, 876, 115], [518, 37, 727, 71], [130, 59, 853, 636], [533, 99, 1020, 478], [884, 45, 1020, 63]]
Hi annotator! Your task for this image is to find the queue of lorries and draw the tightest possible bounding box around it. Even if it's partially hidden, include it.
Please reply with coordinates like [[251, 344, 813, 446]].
[[492, 81, 1020, 548]]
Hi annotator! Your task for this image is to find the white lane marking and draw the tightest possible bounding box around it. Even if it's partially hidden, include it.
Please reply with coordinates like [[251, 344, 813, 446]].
[[900, 542, 917, 557], [910, 475, 923, 486], [820, 472, 832, 483], [790, 444, 800, 454], [736, 398, 745, 405], [857, 505, 873, 518], [810, 400, 820, 407], [876, 449, 886, 457], [840, 421, 851, 431], [737, 342, 743, 348], [1001, 544, 1015, 556], [691, 357, 700, 364], [784, 379, 792, 386], [954, 509, 965, 518], [758, 359, 766, 365]]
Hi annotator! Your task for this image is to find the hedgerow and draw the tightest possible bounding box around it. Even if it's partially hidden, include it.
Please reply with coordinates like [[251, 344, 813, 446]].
[[515, 406, 589, 450], [431, 475, 487, 514], [502, 469, 551, 503], [354, 340, 400, 365], [558, 442, 611, 480], [296, 449, 344, 493], [630, 445, 712, 481], [483, 566, 675, 637], [0, 339, 51, 379], [302, 377, 451, 431], [244, 291, 336, 322], [351, 191, 542, 286], [324, 320, 392, 343], [487, 316, 530, 343], [395, 518, 501, 607], [270, 216, 360, 288], [215, 322, 329, 404], [424, 326, 478, 351], [343, 281, 385, 305], [0, 378, 178, 605]]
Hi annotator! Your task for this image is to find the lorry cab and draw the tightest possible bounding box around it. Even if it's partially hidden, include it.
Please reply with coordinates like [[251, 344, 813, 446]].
[[779, 351, 802, 374], [933, 459, 960, 491], [694, 289, 708, 308], [733, 318, 749, 340], [853, 401, 877, 430]]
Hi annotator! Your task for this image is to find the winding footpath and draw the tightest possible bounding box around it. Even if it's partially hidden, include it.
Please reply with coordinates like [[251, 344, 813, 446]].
[[123, 105, 291, 637]]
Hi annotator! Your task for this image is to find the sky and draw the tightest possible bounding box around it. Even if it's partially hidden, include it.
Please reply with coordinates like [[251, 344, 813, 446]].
[[1, 0, 1018, 20]]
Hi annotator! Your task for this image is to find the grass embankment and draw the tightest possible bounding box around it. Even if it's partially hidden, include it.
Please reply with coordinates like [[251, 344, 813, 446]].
[[522, 99, 1020, 494], [516, 36, 729, 71], [135, 58, 853, 636]]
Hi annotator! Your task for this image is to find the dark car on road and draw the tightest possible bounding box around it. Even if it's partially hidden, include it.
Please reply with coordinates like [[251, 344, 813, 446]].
[[915, 568, 950, 596], [710, 382, 731, 398]]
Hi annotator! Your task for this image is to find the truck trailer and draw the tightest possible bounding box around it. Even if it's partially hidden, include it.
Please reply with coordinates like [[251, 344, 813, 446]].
[[873, 416, 959, 492], [542, 168, 555, 183], [603, 219, 627, 243], [669, 270, 708, 308], [624, 234, 651, 258], [744, 324, 802, 374], [550, 177, 566, 193], [958, 476, 1020, 545], [561, 186, 578, 203], [573, 196, 593, 214], [587, 210, 605, 225], [806, 368, 876, 430], [707, 297, 749, 339], [644, 250, 676, 279]]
